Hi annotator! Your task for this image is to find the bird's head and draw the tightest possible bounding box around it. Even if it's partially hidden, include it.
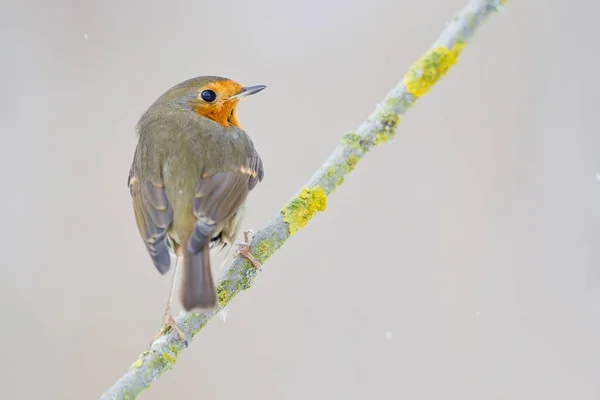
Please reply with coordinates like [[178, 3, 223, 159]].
[[160, 76, 266, 128]]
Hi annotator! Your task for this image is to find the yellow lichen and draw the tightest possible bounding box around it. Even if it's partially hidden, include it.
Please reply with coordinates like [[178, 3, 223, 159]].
[[373, 110, 400, 145], [130, 358, 144, 369], [163, 352, 176, 364], [282, 186, 328, 235], [345, 155, 359, 171], [168, 344, 180, 356], [324, 165, 344, 188], [217, 285, 229, 303], [130, 350, 150, 369], [254, 237, 279, 263], [342, 132, 363, 151], [403, 43, 465, 98]]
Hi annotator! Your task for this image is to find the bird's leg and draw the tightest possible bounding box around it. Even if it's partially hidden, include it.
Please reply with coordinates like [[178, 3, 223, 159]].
[[235, 229, 262, 270], [152, 254, 188, 346]]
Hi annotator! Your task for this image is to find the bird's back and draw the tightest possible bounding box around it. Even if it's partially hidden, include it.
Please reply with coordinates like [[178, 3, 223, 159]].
[[134, 107, 257, 246]]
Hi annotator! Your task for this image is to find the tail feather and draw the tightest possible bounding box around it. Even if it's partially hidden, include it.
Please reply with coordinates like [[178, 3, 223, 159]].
[[181, 243, 217, 311]]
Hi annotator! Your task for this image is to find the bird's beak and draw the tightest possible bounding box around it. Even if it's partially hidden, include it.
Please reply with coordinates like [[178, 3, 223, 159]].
[[230, 85, 267, 100]]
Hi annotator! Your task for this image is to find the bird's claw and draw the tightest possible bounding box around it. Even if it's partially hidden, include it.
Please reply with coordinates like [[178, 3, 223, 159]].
[[235, 230, 262, 270], [152, 313, 188, 347]]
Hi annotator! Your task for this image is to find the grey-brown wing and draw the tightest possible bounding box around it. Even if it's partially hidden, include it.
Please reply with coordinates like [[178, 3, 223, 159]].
[[187, 170, 251, 254], [247, 147, 264, 191], [128, 172, 173, 274]]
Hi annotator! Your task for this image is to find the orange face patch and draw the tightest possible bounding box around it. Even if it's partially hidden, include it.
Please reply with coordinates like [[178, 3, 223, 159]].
[[191, 80, 244, 127]]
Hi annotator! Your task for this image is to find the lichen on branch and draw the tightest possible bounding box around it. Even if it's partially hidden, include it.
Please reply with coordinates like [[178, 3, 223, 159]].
[[282, 186, 328, 235], [403, 44, 466, 98]]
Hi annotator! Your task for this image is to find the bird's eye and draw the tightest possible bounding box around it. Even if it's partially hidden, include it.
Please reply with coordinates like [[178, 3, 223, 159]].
[[201, 90, 217, 102]]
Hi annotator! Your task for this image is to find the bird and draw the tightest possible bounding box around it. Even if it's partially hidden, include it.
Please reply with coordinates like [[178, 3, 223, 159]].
[[127, 75, 265, 343]]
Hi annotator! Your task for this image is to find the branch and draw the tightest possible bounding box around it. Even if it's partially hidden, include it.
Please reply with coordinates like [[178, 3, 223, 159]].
[[100, 0, 508, 398]]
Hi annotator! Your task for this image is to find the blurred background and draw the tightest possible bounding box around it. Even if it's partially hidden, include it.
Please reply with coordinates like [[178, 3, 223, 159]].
[[1, 0, 599, 398]]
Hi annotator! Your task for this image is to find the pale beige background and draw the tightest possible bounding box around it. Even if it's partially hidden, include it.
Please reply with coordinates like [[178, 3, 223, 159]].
[[1, 0, 599, 399]]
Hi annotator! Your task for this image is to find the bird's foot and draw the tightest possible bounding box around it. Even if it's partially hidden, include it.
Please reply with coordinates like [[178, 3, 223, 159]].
[[152, 312, 188, 347], [235, 230, 262, 270]]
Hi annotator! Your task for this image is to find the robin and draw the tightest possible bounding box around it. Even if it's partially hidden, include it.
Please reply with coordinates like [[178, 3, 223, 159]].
[[127, 76, 265, 343]]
